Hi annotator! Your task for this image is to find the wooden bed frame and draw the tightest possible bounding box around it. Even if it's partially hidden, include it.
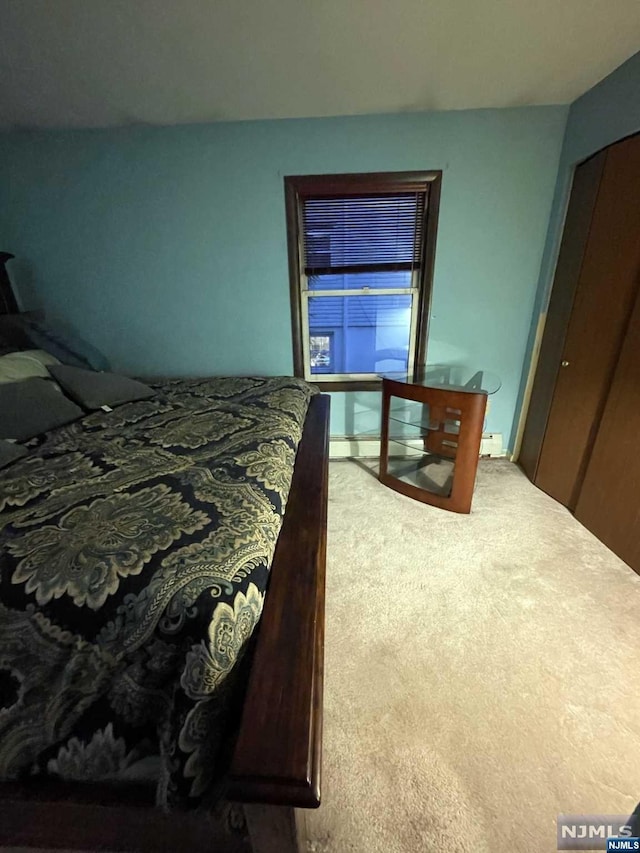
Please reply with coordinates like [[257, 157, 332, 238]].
[[0, 256, 330, 853]]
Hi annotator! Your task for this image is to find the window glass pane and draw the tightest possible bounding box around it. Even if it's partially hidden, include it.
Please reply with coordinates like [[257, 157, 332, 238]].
[[308, 294, 411, 374], [308, 270, 412, 291], [309, 333, 333, 373]]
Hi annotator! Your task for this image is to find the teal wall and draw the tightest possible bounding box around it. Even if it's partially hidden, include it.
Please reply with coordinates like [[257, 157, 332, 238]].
[[513, 51, 640, 450], [0, 106, 567, 444]]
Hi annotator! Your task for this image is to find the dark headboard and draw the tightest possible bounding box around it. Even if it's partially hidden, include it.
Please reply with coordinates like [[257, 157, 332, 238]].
[[0, 253, 18, 315]]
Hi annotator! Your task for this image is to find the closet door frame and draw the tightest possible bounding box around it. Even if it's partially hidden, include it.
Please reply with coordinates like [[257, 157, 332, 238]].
[[518, 150, 606, 483], [519, 132, 640, 511]]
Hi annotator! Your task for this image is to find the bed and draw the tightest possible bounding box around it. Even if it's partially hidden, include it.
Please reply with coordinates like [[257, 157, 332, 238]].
[[0, 255, 329, 853]]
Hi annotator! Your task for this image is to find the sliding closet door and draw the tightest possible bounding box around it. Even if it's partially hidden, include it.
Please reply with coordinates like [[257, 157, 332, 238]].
[[532, 134, 640, 509], [575, 284, 640, 574], [519, 151, 605, 481]]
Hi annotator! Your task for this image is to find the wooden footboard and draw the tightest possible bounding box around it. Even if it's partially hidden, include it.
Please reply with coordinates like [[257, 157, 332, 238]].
[[228, 392, 329, 808], [0, 392, 330, 852]]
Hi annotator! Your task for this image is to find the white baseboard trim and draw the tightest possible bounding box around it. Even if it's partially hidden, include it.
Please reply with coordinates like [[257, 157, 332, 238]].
[[329, 437, 510, 460], [330, 438, 382, 459]]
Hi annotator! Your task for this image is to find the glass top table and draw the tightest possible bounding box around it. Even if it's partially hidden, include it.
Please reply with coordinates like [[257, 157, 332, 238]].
[[379, 364, 502, 396], [378, 365, 499, 513]]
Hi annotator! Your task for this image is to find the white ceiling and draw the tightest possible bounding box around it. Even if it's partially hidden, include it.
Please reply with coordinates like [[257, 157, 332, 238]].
[[1, 0, 639, 130]]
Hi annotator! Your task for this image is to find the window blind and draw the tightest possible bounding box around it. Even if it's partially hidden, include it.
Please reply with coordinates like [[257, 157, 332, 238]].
[[302, 192, 427, 277]]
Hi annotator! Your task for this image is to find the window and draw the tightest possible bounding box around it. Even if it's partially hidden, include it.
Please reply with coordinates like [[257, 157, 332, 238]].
[[285, 171, 441, 390]]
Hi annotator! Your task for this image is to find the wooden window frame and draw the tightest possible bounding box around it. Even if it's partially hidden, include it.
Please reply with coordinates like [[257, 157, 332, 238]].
[[285, 171, 442, 392]]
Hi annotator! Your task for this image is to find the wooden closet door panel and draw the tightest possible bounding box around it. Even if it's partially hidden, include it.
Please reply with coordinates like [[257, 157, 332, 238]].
[[575, 286, 640, 574], [534, 134, 640, 509], [519, 151, 606, 480]]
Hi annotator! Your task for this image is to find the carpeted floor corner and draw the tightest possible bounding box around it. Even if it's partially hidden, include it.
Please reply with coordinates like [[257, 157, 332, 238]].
[[300, 459, 640, 853]]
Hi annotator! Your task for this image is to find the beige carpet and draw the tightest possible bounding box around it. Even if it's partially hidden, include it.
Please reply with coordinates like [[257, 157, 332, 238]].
[[300, 459, 640, 853], [4, 460, 639, 853]]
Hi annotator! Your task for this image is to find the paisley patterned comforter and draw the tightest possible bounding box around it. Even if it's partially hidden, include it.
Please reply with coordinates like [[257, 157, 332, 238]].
[[0, 375, 315, 807]]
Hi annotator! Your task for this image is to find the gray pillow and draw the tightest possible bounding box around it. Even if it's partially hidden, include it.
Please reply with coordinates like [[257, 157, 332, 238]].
[[0, 439, 28, 469], [49, 364, 155, 410], [0, 378, 84, 440]]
